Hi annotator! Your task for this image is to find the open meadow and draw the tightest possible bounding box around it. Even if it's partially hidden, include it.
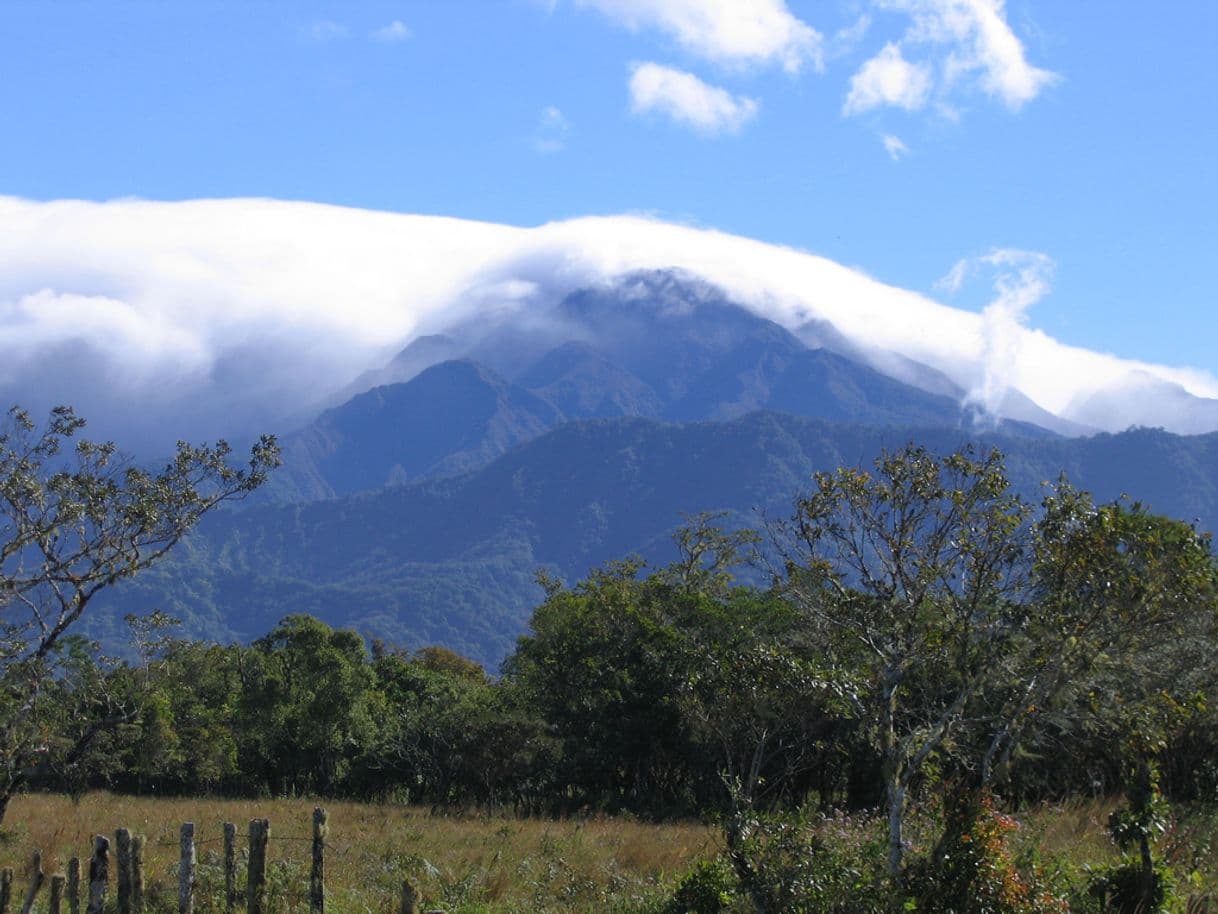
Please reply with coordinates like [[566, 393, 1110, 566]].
[[3, 793, 1218, 913], [0, 793, 720, 914]]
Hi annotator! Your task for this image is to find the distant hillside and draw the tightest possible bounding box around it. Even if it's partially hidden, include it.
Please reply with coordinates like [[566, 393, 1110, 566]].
[[276, 359, 561, 500], [270, 272, 1047, 502], [94, 414, 1218, 668]]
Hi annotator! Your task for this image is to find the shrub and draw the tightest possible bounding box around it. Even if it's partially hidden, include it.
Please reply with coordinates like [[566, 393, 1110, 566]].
[[735, 809, 889, 914], [906, 790, 1068, 914], [661, 858, 739, 914], [1086, 859, 1176, 914]]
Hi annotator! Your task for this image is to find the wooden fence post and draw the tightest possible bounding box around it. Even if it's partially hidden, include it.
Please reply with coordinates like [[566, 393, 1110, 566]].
[[116, 828, 132, 914], [222, 823, 236, 914], [179, 823, 195, 914], [49, 875, 65, 914], [246, 819, 269, 914], [310, 807, 327, 914], [66, 858, 80, 914], [132, 835, 145, 914], [17, 850, 44, 914], [0, 868, 11, 914], [85, 836, 109, 914], [399, 881, 416, 914]]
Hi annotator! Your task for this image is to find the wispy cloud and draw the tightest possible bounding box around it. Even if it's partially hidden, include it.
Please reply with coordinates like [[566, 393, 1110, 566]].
[[628, 62, 758, 134], [882, 134, 910, 160], [576, 0, 823, 73], [940, 248, 1056, 417], [303, 20, 349, 42], [829, 15, 873, 59], [846, 0, 1055, 117], [936, 257, 970, 295], [371, 20, 411, 43], [534, 106, 570, 153], [896, 0, 1056, 108], [844, 42, 933, 114]]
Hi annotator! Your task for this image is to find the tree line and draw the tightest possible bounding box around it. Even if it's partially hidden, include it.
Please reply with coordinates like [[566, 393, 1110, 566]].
[[4, 408, 1218, 911]]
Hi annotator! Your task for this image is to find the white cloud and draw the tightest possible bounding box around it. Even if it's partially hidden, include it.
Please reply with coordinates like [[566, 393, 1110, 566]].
[[628, 62, 758, 134], [844, 43, 933, 115], [534, 105, 570, 153], [371, 20, 411, 42], [1, 196, 1215, 448], [0, 290, 208, 386], [576, 0, 823, 73], [882, 134, 910, 160], [871, 0, 1056, 110], [829, 15, 873, 59], [936, 257, 971, 295], [954, 249, 1055, 417], [303, 20, 348, 42]]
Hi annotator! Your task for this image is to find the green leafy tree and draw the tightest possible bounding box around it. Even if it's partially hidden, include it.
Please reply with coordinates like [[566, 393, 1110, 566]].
[[238, 614, 376, 794], [781, 445, 1032, 891], [119, 639, 245, 794], [978, 485, 1217, 788], [0, 405, 278, 827], [781, 445, 1218, 903], [504, 559, 695, 812], [357, 644, 553, 809]]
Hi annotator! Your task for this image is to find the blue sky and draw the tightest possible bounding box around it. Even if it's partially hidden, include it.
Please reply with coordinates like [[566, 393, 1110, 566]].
[[2, 0, 1215, 379]]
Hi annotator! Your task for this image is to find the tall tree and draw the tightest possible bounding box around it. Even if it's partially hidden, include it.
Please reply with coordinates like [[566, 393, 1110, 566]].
[[978, 483, 1218, 788], [238, 615, 375, 795], [0, 406, 278, 827], [781, 444, 1218, 900], [780, 444, 1033, 891]]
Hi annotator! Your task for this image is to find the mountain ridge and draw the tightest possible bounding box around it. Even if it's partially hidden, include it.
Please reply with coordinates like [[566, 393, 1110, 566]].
[[97, 412, 1218, 667]]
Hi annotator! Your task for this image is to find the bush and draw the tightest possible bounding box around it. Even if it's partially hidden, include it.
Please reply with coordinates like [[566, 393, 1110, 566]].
[[1086, 859, 1176, 914], [662, 858, 739, 914], [735, 809, 889, 914], [906, 790, 1068, 914]]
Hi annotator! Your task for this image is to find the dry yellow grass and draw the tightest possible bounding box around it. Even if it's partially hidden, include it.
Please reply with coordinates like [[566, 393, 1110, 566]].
[[0, 793, 720, 914], [6, 793, 1216, 912]]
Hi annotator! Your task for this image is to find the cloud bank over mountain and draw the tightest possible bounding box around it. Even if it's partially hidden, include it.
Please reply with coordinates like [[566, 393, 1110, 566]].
[[1, 195, 1215, 450]]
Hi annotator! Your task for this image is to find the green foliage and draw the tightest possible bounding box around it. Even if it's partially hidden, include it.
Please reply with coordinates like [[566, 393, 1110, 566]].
[[1081, 761, 1181, 914], [906, 790, 1068, 914], [732, 808, 889, 914], [660, 858, 740, 914], [783, 444, 1035, 883], [1086, 859, 1176, 914], [0, 404, 278, 825], [505, 518, 838, 817], [238, 615, 378, 795], [780, 443, 1218, 890]]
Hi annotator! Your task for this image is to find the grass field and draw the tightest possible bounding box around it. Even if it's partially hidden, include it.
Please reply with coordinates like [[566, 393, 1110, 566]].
[[0, 793, 720, 914], [2, 793, 1216, 913]]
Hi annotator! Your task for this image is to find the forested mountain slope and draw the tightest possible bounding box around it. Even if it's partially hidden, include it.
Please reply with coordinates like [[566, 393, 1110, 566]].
[[95, 414, 1218, 667]]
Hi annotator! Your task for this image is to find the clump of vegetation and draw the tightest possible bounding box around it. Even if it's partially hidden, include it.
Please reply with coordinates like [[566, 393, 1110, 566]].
[[4, 414, 1218, 912], [906, 790, 1068, 914]]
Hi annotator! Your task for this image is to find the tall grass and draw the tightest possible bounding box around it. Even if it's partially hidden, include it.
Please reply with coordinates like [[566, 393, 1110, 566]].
[[0, 793, 720, 914], [4, 793, 1216, 912]]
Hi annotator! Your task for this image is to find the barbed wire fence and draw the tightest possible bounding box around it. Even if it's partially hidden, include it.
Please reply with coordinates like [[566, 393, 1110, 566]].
[[0, 810, 441, 914]]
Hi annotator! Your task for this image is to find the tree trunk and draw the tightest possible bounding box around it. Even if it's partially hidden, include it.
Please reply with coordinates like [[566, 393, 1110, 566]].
[[0, 785, 14, 832], [886, 779, 906, 892], [880, 672, 907, 910], [721, 783, 777, 914]]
